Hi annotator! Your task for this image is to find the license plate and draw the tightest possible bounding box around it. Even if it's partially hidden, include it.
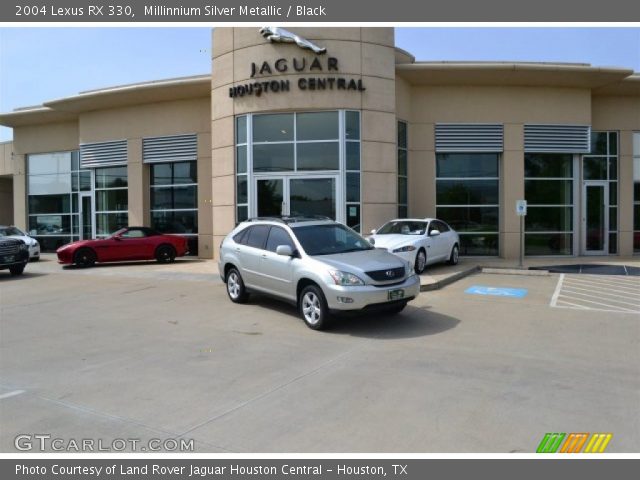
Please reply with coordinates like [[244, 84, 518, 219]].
[[4, 255, 14, 263], [388, 289, 405, 301]]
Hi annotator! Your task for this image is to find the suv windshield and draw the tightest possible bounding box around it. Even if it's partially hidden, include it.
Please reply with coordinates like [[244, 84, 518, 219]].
[[292, 224, 373, 256], [0, 227, 24, 237], [377, 221, 427, 235]]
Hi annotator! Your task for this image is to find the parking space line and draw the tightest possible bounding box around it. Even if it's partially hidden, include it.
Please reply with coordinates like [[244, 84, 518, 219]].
[[562, 276, 640, 292], [562, 279, 640, 296], [557, 293, 639, 313], [560, 283, 640, 305], [0, 390, 25, 400], [560, 289, 640, 309], [550, 273, 565, 307]]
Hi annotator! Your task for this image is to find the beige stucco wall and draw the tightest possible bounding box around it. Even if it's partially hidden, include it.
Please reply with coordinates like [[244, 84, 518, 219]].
[[406, 85, 592, 258], [80, 97, 214, 256], [211, 27, 397, 258], [592, 95, 640, 256]]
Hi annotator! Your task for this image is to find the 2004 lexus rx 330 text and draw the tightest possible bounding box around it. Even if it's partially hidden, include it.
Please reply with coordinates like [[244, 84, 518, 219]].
[[219, 217, 420, 330]]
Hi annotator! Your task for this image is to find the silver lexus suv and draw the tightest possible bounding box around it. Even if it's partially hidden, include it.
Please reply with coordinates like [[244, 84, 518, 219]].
[[218, 217, 420, 330]]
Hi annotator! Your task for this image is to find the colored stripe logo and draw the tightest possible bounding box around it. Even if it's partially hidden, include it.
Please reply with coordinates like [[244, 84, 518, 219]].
[[537, 433, 612, 453]]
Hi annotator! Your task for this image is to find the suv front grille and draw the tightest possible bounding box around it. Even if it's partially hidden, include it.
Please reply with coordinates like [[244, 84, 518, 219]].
[[0, 240, 22, 256], [365, 266, 405, 282]]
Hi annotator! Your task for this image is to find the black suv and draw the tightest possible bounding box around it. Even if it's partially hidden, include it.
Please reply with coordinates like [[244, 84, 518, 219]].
[[0, 237, 29, 276]]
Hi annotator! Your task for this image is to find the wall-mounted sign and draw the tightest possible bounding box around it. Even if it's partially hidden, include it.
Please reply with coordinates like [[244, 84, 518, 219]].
[[227, 27, 366, 99], [259, 27, 327, 54], [516, 200, 527, 216]]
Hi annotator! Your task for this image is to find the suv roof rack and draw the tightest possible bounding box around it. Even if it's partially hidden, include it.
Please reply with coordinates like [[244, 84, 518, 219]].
[[245, 215, 333, 224]]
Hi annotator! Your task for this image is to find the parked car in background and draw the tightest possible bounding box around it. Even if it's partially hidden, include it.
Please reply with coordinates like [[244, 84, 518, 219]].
[[0, 237, 29, 276], [0, 225, 40, 260], [219, 217, 420, 330], [56, 227, 189, 267], [369, 218, 460, 274]]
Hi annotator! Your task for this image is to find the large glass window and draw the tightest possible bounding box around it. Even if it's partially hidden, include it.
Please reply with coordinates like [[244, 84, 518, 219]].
[[436, 153, 499, 255], [524, 153, 574, 255], [634, 132, 640, 253], [585, 131, 618, 254], [235, 111, 361, 231], [94, 166, 128, 237], [27, 151, 87, 251], [397, 121, 408, 218], [150, 161, 198, 254]]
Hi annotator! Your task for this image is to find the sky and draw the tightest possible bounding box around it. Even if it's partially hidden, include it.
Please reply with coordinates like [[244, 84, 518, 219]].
[[1, 27, 639, 141]]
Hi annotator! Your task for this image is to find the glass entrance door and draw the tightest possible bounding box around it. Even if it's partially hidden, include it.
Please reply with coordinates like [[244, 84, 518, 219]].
[[255, 176, 338, 220], [583, 181, 608, 254], [79, 192, 94, 240]]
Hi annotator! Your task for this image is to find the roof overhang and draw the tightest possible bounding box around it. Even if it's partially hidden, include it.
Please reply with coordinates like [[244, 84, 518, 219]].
[[396, 62, 635, 90], [592, 74, 640, 96], [44, 75, 211, 113], [0, 107, 78, 128]]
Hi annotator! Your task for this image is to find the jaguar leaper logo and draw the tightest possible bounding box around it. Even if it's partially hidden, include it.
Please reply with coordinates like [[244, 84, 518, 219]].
[[259, 27, 327, 54]]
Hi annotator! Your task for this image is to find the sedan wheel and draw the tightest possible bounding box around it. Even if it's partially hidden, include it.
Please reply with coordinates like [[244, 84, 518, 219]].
[[74, 248, 96, 268], [156, 245, 176, 263], [414, 249, 427, 274], [448, 244, 460, 265], [299, 285, 329, 330], [226, 268, 248, 303]]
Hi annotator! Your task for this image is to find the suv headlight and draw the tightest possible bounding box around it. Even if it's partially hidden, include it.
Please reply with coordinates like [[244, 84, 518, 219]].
[[393, 245, 416, 253], [329, 270, 365, 286]]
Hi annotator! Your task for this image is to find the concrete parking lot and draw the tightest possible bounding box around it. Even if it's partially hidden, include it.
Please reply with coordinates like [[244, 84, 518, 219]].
[[1, 257, 638, 452]]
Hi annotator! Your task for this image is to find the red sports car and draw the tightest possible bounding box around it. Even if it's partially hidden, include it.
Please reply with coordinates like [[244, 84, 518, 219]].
[[56, 227, 189, 267]]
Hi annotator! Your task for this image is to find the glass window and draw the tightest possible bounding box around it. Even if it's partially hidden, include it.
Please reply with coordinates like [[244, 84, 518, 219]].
[[437, 153, 499, 178], [398, 121, 408, 218], [96, 189, 128, 212], [265, 227, 295, 252], [95, 166, 128, 188], [28, 194, 71, 214], [436, 180, 499, 205], [95, 166, 128, 238], [346, 142, 360, 170], [634, 133, 640, 253], [253, 114, 294, 142], [525, 153, 573, 255], [246, 225, 270, 249], [436, 153, 500, 256], [236, 116, 247, 144], [524, 154, 572, 178], [253, 144, 294, 172], [296, 142, 339, 170], [96, 212, 129, 236], [237, 176, 247, 204], [583, 157, 608, 180], [296, 112, 339, 141], [590, 132, 608, 155], [524, 180, 573, 205], [346, 173, 360, 203], [28, 152, 71, 175], [150, 161, 198, 251], [150, 211, 197, 234], [28, 173, 72, 195], [345, 111, 360, 140], [29, 215, 71, 235], [237, 146, 247, 174]]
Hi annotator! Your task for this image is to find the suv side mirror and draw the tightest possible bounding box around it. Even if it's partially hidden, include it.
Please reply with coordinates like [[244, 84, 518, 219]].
[[370, 229, 377, 235], [429, 229, 441, 237], [276, 245, 293, 256]]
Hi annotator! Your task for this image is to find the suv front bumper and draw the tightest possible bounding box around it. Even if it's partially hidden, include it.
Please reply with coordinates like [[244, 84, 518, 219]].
[[324, 274, 420, 311]]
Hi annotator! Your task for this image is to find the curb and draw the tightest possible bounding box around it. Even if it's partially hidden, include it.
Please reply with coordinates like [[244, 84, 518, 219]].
[[481, 267, 550, 276], [420, 266, 480, 291]]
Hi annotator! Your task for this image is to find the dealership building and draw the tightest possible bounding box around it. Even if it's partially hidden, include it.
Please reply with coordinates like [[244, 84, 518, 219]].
[[1, 27, 639, 259]]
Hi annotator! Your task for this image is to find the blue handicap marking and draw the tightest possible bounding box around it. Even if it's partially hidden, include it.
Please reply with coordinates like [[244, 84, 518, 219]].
[[465, 285, 528, 298]]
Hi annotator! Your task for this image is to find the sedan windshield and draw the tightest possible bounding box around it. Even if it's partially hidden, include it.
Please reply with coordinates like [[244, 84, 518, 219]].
[[377, 221, 427, 235], [0, 227, 24, 237], [292, 224, 373, 256]]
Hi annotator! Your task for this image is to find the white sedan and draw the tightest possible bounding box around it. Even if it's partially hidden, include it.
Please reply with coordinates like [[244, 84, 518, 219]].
[[368, 218, 460, 274], [0, 226, 40, 260]]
